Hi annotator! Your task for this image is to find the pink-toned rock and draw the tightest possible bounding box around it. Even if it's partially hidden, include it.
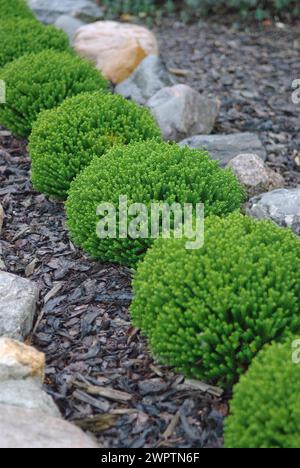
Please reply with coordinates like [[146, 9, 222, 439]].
[[74, 21, 159, 83], [227, 153, 285, 197]]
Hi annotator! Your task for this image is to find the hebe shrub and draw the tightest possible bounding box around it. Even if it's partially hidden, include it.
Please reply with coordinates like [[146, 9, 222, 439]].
[[66, 141, 245, 266], [0, 50, 108, 138], [0, 0, 35, 19], [130, 213, 300, 388], [0, 19, 70, 68], [225, 339, 300, 448], [29, 91, 162, 198]]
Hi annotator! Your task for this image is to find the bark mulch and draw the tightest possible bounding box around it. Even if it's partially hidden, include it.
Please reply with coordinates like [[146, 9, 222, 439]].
[[155, 18, 300, 186], [0, 132, 226, 449], [1, 17, 299, 448]]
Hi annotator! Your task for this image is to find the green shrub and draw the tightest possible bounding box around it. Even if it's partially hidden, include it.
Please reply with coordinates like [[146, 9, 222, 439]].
[[29, 91, 162, 199], [66, 141, 245, 266], [181, 1, 300, 21], [227, 0, 300, 20], [0, 19, 70, 68], [0, 50, 108, 138], [225, 339, 300, 448], [130, 213, 300, 388], [0, 0, 35, 19], [101, 0, 300, 20], [102, 0, 157, 17]]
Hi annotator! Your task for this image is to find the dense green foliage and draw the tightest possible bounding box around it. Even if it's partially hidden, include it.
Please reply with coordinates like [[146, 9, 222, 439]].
[[102, 0, 157, 17], [131, 213, 300, 388], [102, 0, 300, 20], [66, 141, 245, 266], [193, 0, 300, 20], [0, 50, 108, 137], [225, 339, 300, 447], [29, 91, 162, 198], [0, 18, 69, 68], [0, 0, 35, 19]]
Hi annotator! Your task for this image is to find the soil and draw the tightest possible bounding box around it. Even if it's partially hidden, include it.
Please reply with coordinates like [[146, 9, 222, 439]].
[[1, 16, 299, 448]]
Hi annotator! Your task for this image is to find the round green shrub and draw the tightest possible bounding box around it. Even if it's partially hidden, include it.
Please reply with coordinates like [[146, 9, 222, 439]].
[[29, 91, 162, 199], [0, 19, 70, 68], [0, 50, 108, 137], [130, 213, 300, 388], [225, 339, 300, 448], [66, 141, 245, 266], [0, 0, 35, 19]]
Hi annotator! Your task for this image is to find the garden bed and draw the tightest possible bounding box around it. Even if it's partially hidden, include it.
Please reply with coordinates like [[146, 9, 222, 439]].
[[155, 18, 300, 186], [0, 131, 226, 448], [0, 15, 299, 448]]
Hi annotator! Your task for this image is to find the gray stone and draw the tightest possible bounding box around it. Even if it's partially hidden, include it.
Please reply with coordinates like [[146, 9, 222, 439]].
[[0, 404, 98, 448], [179, 133, 267, 167], [246, 187, 300, 235], [28, 0, 103, 25], [227, 153, 284, 197], [54, 14, 86, 43], [0, 379, 60, 417], [0, 272, 39, 340], [0, 204, 3, 236], [147, 84, 219, 142], [115, 55, 176, 105]]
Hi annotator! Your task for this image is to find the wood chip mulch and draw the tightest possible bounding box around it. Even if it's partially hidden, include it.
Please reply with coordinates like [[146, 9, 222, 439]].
[[0, 132, 226, 448]]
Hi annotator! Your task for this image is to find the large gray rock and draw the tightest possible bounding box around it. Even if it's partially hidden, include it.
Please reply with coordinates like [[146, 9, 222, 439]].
[[0, 379, 60, 417], [180, 133, 267, 167], [28, 0, 103, 24], [227, 153, 284, 197], [246, 187, 300, 235], [147, 84, 219, 142], [0, 272, 39, 340], [54, 14, 86, 43], [115, 55, 176, 105], [0, 404, 98, 448]]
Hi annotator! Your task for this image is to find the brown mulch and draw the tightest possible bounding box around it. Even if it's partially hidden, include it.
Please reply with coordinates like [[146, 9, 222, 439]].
[[1, 17, 299, 448], [155, 18, 300, 186], [0, 132, 226, 449]]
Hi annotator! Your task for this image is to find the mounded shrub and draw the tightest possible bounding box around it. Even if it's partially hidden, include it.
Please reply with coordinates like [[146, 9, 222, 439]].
[[225, 339, 300, 448], [0, 0, 35, 19], [0, 19, 70, 68], [66, 141, 245, 266], [0, 50, 108, 137], [130, 213, 300, 388], [29, 92, 162, 198]]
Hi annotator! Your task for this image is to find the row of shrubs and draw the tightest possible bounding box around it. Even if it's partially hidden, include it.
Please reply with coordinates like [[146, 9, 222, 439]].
[[1, 0, 300, 448], [101, 0, 300, 21]]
